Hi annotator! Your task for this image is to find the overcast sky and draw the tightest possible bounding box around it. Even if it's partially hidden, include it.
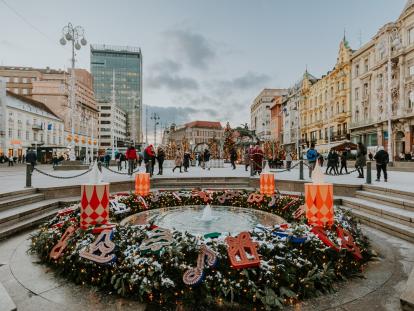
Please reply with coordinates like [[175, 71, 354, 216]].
[[0, 0, 407, 133]]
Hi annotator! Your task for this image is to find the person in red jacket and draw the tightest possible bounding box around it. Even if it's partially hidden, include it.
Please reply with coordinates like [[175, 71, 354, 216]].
[[125, 144, 138, 175], [144, 145, 155, 176]]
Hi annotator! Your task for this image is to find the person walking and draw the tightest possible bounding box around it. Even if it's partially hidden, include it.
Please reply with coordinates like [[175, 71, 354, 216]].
[[126, 145, 138, 176], [173, 148, 183, 173], [26, 148, 37, 171], [52, 153, 58, 168], [374, 146, 389, 182], [306, 143, 318, 178], [8, 154, 14, 167], [286, 152, 292, 171], [325, 150, 334, 175], [340, 150, 348, 174], [115, 152, 122, 171], [252, 143, 264, 175], [183, 151, 191, 172], [203, 148, 211, 170], [355, 142, 367, 178], [230, 147, 237, 170], [156, 146, 165, 175], [244, 149, 250, 171], [120, 153, 126, 171], [144, 145, 156, 176]]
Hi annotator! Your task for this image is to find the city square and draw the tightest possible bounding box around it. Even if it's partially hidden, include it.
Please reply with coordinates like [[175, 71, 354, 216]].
[[1, 1, 414, 311]]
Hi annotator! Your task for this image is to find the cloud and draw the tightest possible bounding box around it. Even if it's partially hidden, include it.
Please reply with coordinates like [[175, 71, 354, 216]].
[[164, 29, 215, 69], [146, 59, 199, 91], [0, 40, 22, 50], [225, 71, 271, 89]]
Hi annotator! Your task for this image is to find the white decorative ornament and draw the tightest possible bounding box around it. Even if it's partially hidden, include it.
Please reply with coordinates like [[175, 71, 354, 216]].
[[79, 229, 116, 264], [109, 199, 130, 215]]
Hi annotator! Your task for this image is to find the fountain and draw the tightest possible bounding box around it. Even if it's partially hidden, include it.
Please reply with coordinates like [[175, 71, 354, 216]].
[[122, 204, 285, 235]]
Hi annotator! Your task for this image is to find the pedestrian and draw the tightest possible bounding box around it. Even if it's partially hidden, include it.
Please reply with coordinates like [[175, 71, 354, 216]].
[[306, 143, 318, 178], [25, 148, 37, 171], [244, 149, 250, 171], [125, 144, 138, 175], [8, 154, 14, 167], [203, 148, 211, 170], [317, 154, 324, 167], [230, 147, 237, 170], [115, 152, 122, 171], [183, 151, 191, 172], [120, 153, 126, 171], [52, 153, 58, 168], [252, 142, 264, 175], [144, 145, 156, 176], [355, 142, 367, 178], [156, 146, 165, 175], [173, 148, 183, 173], [340, 150, 348, 174], [325, 150, 334, 174], [374, 146, 389, 182], [286, 152, 292, 171]]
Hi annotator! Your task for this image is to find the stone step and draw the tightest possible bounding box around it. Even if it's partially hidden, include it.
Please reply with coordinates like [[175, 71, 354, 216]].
[[363, 185, 414, 202], [341, 206, 414, 244], [0, 188, 37, 199], [0, 193, 45, 212], [0, 199, 59, 225], [355, 191, 414, 212], [0, 208, 58, 240], [342, 197, 414, 228]]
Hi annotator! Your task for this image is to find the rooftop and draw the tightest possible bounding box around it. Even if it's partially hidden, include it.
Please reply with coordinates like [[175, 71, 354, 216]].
[[184, 121, 222, 129], [90, 44, 141, 54]]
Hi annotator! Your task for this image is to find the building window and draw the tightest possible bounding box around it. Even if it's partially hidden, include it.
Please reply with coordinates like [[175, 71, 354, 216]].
[[343, 123, 347, 133], [364, 59, 369, 72], [26, 131, 29, 140], [337, 124, 341, 135], [409, 28, 414, 44], [319, 130, 322, 139], [17, 129, 21, 138], [410, 66, 414, 76], [8, 128, 13, 138], [363, 83, 369, 96], [409, 91, 414, 108], [355, 64, 359, 77], [355, 88, 360, 100]]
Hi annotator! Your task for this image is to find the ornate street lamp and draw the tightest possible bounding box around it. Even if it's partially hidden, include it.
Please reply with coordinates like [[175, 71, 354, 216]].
[[60, 23, 87, 161]]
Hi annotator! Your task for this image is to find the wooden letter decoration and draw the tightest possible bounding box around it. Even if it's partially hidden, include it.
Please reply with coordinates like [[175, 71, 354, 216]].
[[109, 199, 130, 215], [79, 229, 116, 264], [140, 228, 174, 254], [49, 225, 77, 260], [183, 244, 217, 285], [225, 231, 260, 269], [247, 193, 264, 204]]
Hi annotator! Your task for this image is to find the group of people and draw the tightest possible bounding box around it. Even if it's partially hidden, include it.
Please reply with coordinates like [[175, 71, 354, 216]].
[[306, 142, 390, 182], [124, 144, 166, 177], [174, 148, 211, 173]]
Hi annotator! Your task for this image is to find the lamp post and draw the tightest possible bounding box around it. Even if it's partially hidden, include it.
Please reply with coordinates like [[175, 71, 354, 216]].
[[60, 23, 87, 161], [151, 112, 160, 147]]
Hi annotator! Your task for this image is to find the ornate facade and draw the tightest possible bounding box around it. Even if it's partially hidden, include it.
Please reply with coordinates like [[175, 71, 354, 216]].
[[350, 1, 414, 157], [300, 38, 352, 154]]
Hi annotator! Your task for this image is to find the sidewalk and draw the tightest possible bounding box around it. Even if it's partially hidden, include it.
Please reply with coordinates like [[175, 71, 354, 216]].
[[0, 162, 412, 195]]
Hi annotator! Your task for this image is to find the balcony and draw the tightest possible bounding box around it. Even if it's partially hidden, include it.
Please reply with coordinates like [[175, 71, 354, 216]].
[[32, 124, 42, 131], [350, 118, 375, 129]]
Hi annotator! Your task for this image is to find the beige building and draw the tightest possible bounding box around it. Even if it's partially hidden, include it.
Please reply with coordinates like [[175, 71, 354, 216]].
[[301, 38, 353, 154], [165, 121, 224, 152], [350, 0, 414, 158], [250, 89, 287, 141], [0, 66, 99, 158]]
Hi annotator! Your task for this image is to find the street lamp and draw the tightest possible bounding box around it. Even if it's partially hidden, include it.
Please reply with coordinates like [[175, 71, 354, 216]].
[[379, 27, 401, 164], [60, 23, 87, 161], [151, 112, 160, 146]]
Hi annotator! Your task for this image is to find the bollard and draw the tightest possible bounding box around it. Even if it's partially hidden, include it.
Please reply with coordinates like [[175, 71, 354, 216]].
[[366, 161, 372, 184], [25, 163, 32, 188], [299, 160, 304, 180]]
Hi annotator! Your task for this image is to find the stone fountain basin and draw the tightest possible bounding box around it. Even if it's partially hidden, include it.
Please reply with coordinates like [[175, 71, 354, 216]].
[[120, 205, 286, 235]]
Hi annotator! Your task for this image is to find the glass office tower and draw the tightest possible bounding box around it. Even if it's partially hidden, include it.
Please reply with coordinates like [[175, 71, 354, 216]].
[[90, 44, 142, 145]]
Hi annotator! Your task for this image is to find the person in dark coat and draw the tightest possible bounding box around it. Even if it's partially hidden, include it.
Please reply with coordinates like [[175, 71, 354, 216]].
[[355, 142, 367, 178], [325, 150, 334, 174], [183, 151, 191, 172], [252, 143, 264, 175], [340, 150, 348, 174], [156, 146, 165, 175], [26, 148, 37, 171], [203, 149, 211, 170], [230, 147, 237, 170], [374, 146, 389, 182]]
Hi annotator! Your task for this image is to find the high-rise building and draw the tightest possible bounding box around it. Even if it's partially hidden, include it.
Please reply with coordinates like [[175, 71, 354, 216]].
[[90, 45, 143, 145]]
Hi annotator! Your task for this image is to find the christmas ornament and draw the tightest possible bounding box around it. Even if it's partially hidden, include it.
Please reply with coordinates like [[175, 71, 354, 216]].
[[183, 244, 217, 285], [79, 229, 116, 264], [49, 225, 77, 260], [140, 228, 174, 254], [225, 231, 260, 269], [135, 173, 150, 196], [80, 183, 110, 230], [305, 183, 334, 227], [151, 191, 161, 203], [172, 192, 182, 201]]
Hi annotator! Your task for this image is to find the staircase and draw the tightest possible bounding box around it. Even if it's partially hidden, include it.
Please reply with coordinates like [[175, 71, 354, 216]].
[[0, 189, 78, 240], [340, 185, 414, 243]]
